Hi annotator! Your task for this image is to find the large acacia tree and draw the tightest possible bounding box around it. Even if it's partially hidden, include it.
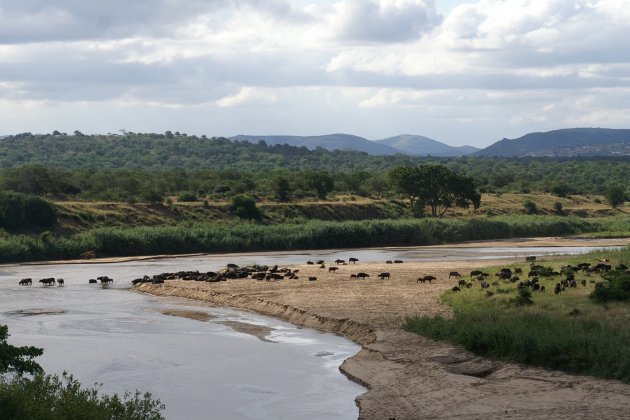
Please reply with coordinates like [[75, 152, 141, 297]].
[[389, 165, 481, 217]]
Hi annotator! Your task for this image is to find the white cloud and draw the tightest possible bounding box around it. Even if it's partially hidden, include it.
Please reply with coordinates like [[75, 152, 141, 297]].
[[216, 87, 279, 107], [0, 0, 630, 145]]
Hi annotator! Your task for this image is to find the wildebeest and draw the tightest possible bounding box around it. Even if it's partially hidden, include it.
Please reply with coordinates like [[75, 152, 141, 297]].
[[526, 256, 537, 262], [349, 257, 359, 264], [227, 263, 239, 269], [99, 276, 114, 285], [378, 272, 390, 280], [451, 286, 461, 292], [470, 270, 483, 277], [357, 272, 370, 280], [449, 271, 462, 279], [89, 279, 97, 284], [394, 260, 404, 264], [329, 267, 338, 273], [308, 276, 317, 281], [307, 261, 314, 265], [57, 279, 64, 287], [316, 260, 325, 265], [417, 275, 436, 284], [554, 283, 562, 294], [335, 259, 345, 265], [385, 260, 393, 264], [18, 278, 32, 286], [39, 278, 55, 286]]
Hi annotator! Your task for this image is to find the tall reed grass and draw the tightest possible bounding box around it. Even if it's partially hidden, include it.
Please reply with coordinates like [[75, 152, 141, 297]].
[[0, 215, 624, 263]]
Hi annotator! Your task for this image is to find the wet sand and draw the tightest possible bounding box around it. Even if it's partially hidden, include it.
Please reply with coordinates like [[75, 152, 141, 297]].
[[136, 237, 630, 419], [159, 309, 214, 322]]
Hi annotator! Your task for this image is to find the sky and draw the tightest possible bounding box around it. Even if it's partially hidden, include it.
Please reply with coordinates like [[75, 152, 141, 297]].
[[1, 0, 629, 147]]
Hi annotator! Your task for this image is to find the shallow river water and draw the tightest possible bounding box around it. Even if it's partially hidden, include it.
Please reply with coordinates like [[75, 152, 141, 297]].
[[0, 240, 624, 419]]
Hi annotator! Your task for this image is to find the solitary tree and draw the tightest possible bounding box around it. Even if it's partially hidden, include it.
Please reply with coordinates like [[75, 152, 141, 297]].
[[605, 184, 626, 209], [388, 165, 481, 217], [229, 195, 262, 220], [303, 171, 334, 200], [273, 176, 292, 202]]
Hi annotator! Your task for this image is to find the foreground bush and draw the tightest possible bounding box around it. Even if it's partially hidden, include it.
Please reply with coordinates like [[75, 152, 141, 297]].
[[0, 373, 164, 420], [590, 270, 630, 303], [1, 325, 164, 419]]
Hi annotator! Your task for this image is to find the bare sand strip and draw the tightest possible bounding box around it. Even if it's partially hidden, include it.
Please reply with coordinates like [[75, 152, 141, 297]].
[[132, 237, 630, 419]]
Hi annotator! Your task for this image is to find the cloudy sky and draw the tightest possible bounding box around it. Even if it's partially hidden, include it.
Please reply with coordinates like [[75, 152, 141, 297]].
[[1, 0, 629, 147]]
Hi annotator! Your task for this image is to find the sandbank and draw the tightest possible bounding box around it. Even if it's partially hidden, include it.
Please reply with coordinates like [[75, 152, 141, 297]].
[[136, 242, 630, 419]]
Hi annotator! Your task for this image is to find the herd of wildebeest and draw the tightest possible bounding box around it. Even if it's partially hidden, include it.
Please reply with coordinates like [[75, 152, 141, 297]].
[[16, 255, 622, 296]]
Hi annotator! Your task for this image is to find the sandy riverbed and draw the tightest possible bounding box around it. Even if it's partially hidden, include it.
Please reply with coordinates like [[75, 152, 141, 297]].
[[132, 238, 630, 419]]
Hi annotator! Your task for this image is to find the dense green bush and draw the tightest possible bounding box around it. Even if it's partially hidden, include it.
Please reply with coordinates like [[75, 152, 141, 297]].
[[0, 373, 164, 420], [0, 192, 57, 230], [229, 195, 262, 220], [0, 325, 164, 419], [176, 191, 197, 202], [590, 270, 630, 303]]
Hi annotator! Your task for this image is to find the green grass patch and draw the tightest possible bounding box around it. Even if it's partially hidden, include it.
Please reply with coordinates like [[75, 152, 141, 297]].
[[405, 248, 630, 382]]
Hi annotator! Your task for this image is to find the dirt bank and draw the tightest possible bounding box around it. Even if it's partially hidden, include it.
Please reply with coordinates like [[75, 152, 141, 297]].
[[135, 250, 630, 419]]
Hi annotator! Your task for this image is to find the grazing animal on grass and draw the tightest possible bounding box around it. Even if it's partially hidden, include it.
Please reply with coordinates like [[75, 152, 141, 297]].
[[319, 264, 326, 269], [349, 257, 359, 264], [554, 283, 562, 294], [227, 263, 239, 269], [394, 260, 404, 264], [480, 281, 490, 289], [316, 260, 325, 265], [449, 271, 462, 279], [526, 256, 537, 263], [581, 279, 587, 287], [89, 279, 97, 284], [458, 279, 467, 287], [335, 259, 345, 265], [385, 260, 393, 264], [378, 272, 390, 280], [357, 272, 370, 280], [19, 278, 32, 286], [451, 286, 461, 292], [57, 279, 64, 287], [350, 274, 357, 278], [308, 277, 317, 281], [307, 261, 314, 265], [328, 267, 338, 273], [417, 276, 436, 284], [470, 270, 483, 277]]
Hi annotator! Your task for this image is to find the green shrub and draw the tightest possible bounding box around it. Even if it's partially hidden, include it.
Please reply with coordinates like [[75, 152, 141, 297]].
[[0, 373, 164, 420], [229, 195, 262, 220], [0, 192, 57, 230], [176, 191, 197, 202], [523, 200, 538, 215], [590, 270, 630, 303]]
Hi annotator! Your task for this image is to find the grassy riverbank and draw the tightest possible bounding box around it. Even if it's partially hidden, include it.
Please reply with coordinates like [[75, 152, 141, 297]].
[[1, 215, 627, 263], [405, 246, 630, 383]]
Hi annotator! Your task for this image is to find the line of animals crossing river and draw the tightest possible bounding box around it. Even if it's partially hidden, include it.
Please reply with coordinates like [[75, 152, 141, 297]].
[[15, 255, 623, 296]]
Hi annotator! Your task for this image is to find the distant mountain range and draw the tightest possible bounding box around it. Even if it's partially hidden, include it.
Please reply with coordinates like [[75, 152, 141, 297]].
[[375, 135, 480, 157], [475, 128, 630, 157], [231, 134, 479, 157]]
